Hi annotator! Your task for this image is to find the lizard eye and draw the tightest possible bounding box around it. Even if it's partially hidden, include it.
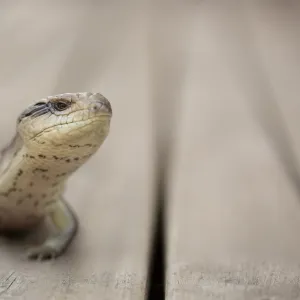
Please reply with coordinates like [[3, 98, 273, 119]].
[[52, 101, 71, 111]]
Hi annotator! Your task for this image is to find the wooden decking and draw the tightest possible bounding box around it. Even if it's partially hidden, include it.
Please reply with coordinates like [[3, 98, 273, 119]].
[[1, 1, 300, 299]]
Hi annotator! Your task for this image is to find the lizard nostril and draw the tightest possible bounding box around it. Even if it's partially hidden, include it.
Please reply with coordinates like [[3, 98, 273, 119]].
[[90, 100, 112, 115], [92, 104, 100, 111], [91, 102, 104, 112]]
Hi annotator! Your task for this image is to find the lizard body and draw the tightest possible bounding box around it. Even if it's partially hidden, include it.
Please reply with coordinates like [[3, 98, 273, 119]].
[[0, 92, 112, 260]]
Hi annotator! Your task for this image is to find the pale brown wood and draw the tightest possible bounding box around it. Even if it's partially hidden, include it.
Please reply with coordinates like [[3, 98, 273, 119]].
[[0, 1, 154, 299], [165, 1, 300, 299], [3, 1, 300, 299]]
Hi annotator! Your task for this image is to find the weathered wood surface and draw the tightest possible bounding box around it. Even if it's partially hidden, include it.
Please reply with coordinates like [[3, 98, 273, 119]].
[[0, 1, 154, 299], [166, 1, 300, 299], [2, 1, 300, 299]]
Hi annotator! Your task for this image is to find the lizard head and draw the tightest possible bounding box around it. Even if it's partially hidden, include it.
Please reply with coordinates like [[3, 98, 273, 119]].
[[17, 92, 112, 152]]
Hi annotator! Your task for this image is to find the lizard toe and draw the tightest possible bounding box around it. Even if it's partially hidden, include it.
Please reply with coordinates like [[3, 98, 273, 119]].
[[26, 245, 59, 261]]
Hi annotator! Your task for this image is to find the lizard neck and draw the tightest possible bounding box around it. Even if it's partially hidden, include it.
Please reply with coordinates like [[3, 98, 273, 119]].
[[0, 144, 93, 197]]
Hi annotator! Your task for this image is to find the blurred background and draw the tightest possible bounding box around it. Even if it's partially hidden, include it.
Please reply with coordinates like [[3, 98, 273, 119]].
[[0, 1, 300, 299]]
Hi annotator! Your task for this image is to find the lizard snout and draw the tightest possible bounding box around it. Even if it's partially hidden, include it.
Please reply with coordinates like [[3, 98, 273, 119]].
[[89, 93, 112, 115]]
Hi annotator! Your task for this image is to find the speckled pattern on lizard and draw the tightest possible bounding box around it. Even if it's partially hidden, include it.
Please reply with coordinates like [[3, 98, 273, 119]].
[[0, 92, 112, 260]]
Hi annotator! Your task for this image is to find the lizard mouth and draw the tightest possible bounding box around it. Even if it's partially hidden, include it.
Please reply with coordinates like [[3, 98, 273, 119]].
[[29, 115, 111, 141]]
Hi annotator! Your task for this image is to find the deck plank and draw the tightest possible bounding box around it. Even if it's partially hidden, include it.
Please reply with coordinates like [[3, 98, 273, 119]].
[[165, 2, 300, 299], [0, 1, 154, 299]]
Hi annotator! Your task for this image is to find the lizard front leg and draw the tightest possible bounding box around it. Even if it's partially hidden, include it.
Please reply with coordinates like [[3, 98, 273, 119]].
[[26, 198, 78, 260]]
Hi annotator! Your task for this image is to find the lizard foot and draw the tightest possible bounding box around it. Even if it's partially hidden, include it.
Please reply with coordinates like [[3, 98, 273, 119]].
[[26, 244, 61, 260], [24, 199, 78, 261]]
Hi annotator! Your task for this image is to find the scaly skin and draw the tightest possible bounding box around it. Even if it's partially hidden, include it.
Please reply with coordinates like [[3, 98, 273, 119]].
[[0, 92, 112, 260]]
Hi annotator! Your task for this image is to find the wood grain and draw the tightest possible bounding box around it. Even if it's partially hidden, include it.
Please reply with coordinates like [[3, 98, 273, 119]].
[[0, 1, 154, 299], [165, 1, 300, 299]]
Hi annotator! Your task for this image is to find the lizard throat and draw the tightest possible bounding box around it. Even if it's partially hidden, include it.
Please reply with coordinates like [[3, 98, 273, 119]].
[[0, 146, 93, 202]]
